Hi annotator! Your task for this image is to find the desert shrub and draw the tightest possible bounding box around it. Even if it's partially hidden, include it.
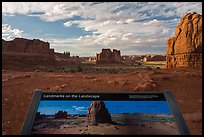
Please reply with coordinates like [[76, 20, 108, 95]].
[[109, 69, 118, 74], [95, 68, 105, 74], [156, 67, 161, 70], [34, 69, 40, 72], [70, 68, 76, 73], [146, 66, 152, 70], [63, 67, 70, 73], [138, 62, 142, 66], [46, 67, 55, 72], [76, 66, 83, 72], [47, 69, 53, 72]]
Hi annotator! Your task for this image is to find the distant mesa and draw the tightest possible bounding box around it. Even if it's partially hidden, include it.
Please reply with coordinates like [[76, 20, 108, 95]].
[[71, 114, 87, 118], [87, 101, 112, 124], [2, 38, 54, 55], [35, 112, 45, 120], [54, 111, 68, 119], [142, 54, 166, 62], [2, 38, 83, 69], [166, 12, 202, 68], [96, 49, 122, 64], [2, 38, 57, 69]]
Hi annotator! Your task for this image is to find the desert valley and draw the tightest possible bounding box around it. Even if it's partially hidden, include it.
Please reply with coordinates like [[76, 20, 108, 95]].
[[2, 11, 202, 135]]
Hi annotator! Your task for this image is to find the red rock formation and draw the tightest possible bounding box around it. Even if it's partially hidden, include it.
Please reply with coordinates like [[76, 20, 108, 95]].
[[54, 53, 82, 64], [143, 55, 166, 62], [2, 38, 57, 69], [112, 49, 121, 62], [2, 38, 54, 55], [166, 12, 202, 68], [122, 55, 145, 62], [96, 49, 122, 64], [2, 38, 85, 70], [54, 111, 68, 119], [35, 112, 45, 120], [87, 101, 112, 123]]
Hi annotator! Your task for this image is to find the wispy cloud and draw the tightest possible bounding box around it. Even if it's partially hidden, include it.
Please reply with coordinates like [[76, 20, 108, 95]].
[[72, 106, 87, 111], [2, 2, 202, 56], [2, 24, 23, 40]]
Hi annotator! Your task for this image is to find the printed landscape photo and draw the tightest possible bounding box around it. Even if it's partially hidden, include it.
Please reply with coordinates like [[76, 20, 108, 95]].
[[2, 2, 202, 135], [31, 100, 180, 135]]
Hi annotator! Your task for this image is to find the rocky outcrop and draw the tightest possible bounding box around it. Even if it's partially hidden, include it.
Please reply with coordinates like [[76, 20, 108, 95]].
[[87, 101, 112, 123], [96, 49, 122, 64], [2, 38, 54, 55], [54, 111, 68, 119], [2, 38, 84, 70], [55, 52, 70, 58], [35, 112, 45, 120], [112, 49, 122, 62], [143, 54, 166, 62], [2, 38, 58, 69], [166, 12, 202, 68]]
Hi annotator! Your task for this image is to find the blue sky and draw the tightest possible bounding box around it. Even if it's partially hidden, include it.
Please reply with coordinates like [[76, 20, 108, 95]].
[[2, 2, 202, 56], [37, 100, 172, 115]]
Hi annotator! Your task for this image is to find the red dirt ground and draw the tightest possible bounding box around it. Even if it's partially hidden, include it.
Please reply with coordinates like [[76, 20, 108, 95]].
[[2, 67, 202, 135]]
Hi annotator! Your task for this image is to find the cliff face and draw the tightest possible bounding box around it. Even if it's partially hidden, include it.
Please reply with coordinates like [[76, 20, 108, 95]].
[[54, 111, 68, 119], [166, 12, 202, 68], [2, 38, 83, 70], [96, 49, 122, 64], [143, 55, 166, 62], [2, 38, 56, 69], [87, 101, 112, 124], [2, 38, 54, 55]]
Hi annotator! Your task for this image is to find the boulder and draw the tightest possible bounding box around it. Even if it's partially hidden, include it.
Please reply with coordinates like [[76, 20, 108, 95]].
[[166, 12, 202, 68], [87, 101, 112, 123]]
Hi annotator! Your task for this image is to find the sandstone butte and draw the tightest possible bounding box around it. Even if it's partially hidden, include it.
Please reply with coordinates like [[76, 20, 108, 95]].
[[166, 12, 202, 68], [87, 101, 112, 124], [2, 38, 57, 68], [2, 38, 55, 55], [2, 38, 82, 68], [54, 111, 68, 119], [96, 49, 122, 64]]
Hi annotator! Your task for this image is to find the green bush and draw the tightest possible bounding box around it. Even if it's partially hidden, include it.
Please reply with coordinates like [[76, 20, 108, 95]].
[[146, 66, 152, 70], [76, 66, 83, 72], [138, 62, 142, 66], [70, 68, 75, 73], [109, 69, 118, 74]]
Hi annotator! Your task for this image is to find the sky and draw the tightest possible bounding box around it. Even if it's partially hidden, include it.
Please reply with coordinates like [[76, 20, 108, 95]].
[[2, 2, 202, 56], [37, 100, 172, 115]]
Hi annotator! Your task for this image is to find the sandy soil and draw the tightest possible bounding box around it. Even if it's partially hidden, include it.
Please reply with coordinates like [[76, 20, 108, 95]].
[[2, 67, 202, 135], [31, 113, 179, 135], [31, 122, 180, 135]]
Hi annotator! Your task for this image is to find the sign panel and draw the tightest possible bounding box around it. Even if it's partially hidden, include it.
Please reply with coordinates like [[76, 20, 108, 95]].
[[21, 90, 190, 135]]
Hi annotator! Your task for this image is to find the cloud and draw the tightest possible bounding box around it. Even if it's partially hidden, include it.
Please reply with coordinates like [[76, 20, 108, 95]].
[[126, 18, 135, 23], [3, 2, 202, 22], [48, 15, 194, 56], [60, 3, 201, 56], [2, 2, 202, 55], [72, 106, 86, 111], [64, 21, 74, 27], [2, 24, 23, 40], [144, 19, 160, 25]]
